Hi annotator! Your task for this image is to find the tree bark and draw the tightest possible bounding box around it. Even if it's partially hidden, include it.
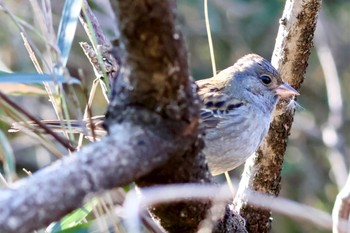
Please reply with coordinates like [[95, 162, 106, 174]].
[[107, 1, 214, 232], [108, 1, 249, 232], [234, 1, 322, 232]]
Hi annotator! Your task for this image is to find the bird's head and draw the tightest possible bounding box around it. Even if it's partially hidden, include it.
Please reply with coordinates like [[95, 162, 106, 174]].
[[232, 54, 299, 100]]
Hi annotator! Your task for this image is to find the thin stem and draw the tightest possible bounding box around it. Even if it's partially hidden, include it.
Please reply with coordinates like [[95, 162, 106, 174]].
[[0, 91, 75, 152], [204, 0, 217, 75]]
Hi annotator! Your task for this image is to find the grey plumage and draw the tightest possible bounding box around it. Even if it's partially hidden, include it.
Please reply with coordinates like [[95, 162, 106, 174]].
[[197, 54, 298, 175]]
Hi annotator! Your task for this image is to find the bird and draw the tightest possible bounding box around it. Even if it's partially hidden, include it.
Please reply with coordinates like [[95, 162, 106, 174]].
[[197, 54, 298, 175], [10, 54, 299, 176]]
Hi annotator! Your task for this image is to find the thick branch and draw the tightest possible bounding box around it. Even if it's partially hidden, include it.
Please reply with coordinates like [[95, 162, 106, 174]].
[[0, 122, 196, 233], [107, 1, 247, 232], [106, 1, 214, 232], [235, 1, 321, 232]]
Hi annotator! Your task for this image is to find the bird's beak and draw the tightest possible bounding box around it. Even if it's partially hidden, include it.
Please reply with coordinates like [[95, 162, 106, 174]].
[[275, 83, 299, 98]]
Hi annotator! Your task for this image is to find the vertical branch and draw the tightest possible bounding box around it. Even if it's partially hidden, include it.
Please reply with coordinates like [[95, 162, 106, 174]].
[[79, 0, 111, 47], [315, 15, 347, 189], [315, 12, 350, 233], [108, 1, 215, 232], [107, 0, 194, 120], [235, 1, 321, 232], [109, 1, 246, 232]]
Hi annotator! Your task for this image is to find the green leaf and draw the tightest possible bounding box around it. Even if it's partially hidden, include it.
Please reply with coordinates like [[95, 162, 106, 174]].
[[46, 198, 98, 233], [55, 223, 91, 233], [0, 72, 80, 84], [57, 0, 83, 67]]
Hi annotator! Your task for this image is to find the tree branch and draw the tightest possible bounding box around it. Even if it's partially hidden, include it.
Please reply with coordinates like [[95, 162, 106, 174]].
[[0, 122, 199, 233], [235, 1, 321, 232]]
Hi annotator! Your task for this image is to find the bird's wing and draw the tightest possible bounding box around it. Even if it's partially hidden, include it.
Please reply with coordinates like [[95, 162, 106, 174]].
[[196, 77, 247, 130], [199, 100, 246, 130]]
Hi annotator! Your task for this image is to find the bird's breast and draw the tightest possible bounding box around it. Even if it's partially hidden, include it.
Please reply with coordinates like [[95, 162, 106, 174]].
[[203, 106, 271, 175]]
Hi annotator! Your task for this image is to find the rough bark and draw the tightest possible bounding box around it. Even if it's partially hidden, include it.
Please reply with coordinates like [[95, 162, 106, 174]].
[[0, 122, 201, 233], [234, 1, 322, 232], [107, 1, 233, 232]]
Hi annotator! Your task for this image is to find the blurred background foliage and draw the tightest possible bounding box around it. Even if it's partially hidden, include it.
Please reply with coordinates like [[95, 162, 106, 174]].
[[0, 0, 349, 232]]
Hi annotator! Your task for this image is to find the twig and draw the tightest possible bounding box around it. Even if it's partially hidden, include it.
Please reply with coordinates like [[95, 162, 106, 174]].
[[124, 184, 347, 233], [315, 14, 347, 189], [235, 1, 321, 232], [0, 91, 75, 152], [315, 13, 350, 233], [80, 0, 111, 47]]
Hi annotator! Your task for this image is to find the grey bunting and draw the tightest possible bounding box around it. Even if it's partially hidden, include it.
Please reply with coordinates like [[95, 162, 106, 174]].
[[197, 54, 298, 175], [10, 54, 299, 176]]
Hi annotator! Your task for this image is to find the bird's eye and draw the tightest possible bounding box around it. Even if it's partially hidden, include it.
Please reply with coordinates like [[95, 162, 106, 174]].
[[259, 75, 272, 85]]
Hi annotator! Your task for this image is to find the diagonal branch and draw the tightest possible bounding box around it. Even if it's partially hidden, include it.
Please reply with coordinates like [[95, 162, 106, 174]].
[[0, 122, 196, 233]]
